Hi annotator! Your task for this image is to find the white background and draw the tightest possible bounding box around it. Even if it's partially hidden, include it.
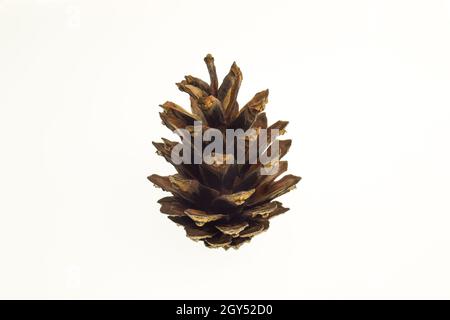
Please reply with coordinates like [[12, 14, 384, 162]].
[[1, 0, 450, 299]]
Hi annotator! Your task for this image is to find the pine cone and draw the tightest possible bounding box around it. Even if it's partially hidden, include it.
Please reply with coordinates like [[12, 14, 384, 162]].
[[148, 54, 301, 249]]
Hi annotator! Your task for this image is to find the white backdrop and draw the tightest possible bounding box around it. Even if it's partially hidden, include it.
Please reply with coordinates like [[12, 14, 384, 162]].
[[1, 0, 450, 299]]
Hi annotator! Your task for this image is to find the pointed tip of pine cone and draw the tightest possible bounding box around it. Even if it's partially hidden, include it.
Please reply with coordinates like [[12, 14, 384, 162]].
[[204, 53, 214, 61], [229, 62, 242, 79], [293, 175, 302, 185]]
